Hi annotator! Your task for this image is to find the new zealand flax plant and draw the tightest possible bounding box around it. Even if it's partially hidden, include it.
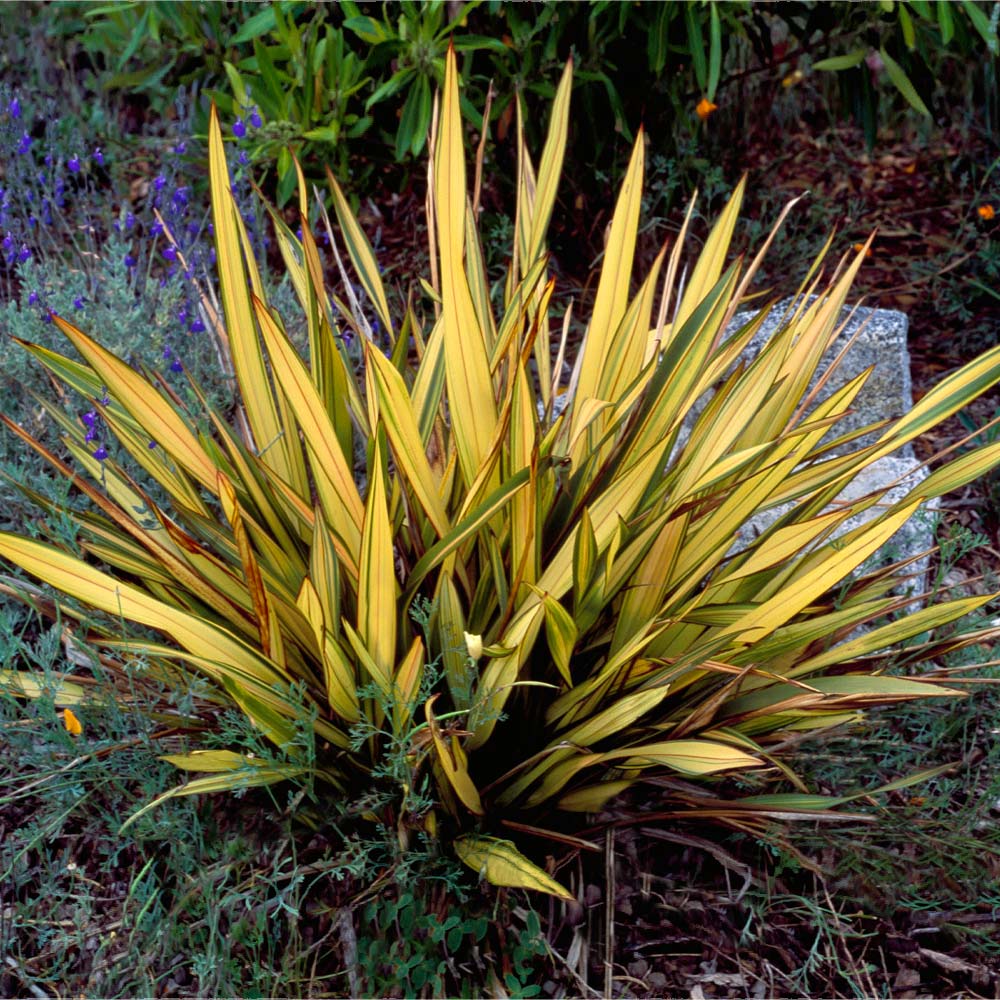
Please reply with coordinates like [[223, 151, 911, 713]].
[[4, 50, 1000, 898]]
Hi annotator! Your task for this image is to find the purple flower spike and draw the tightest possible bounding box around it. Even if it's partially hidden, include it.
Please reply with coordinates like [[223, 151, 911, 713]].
[[124, 253, 136, 268], [148, 440, 157, 449], [2, 233, 13, 252], [73, 296, 85, 310], [249, 107, 262, 129], [238, 150, 249, 166], [82, 410, 96, 428], [150, 221, 164, 237], [16, 133, 29, 155], [189, 317, 205, 333], [233, 118, 246, 139], [17, 244, 30, 263], [174, 141, 187, 155], [28, 291, 39, 305], [68, 155, 81, 174], [92, 148, 104, 166], [154, 174, 166, 192], [125, 211, 135, 229], [162, 246, 177, 261], [170, 359, 183, 373], [8, 97, 20, 119], [92, 446, 108, 461]]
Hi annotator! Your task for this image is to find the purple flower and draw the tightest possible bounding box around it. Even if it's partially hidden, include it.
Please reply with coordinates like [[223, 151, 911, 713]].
[[150, 220, 164, 236], [124, 253, 136, 268], [68, 155, 81, 174], [162, 246, 177, 261], [173, 141, 187, 155], [92, 148, 103, 166], [178, 307, 187, 324], [27, 291, 39, 305], [147, 440, 157, 449], [99, 392, 109, 406], [82, 410, 96, 428], [16, 133, 29, 155], [189, 317, 205, 333], [162, 344, 172, 359], [8, 97, 20, 119], [92, 446, 108, 461], [125, 211, 135, 229], [170, 359, 183, 373], [232, 118, 246, 139], [154, 174, 166, 192], [238, 150, 249, 166], [73, 296, 85, 310], [248, 107, 262, 129], [17, 244, 30, 263], [2, 232, 13, 252]]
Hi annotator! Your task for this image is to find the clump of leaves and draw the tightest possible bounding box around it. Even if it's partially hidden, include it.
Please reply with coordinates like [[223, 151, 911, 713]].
[[3, 50, 1000, 899]]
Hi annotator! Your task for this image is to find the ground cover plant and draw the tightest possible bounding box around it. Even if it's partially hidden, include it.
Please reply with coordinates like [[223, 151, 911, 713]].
[[2, 9, 1000, 998]]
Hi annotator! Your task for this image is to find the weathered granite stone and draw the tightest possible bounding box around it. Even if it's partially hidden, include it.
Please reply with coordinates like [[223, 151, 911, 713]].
[[725, 297, 937, 598], [728, 296, 914, 457]]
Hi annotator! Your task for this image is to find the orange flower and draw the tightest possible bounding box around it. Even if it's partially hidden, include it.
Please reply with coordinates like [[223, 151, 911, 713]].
[[978, 204, 996, 220], [695, 97, 718, 121], [63, 707, 82, 735], [852, 242, 874, 258]]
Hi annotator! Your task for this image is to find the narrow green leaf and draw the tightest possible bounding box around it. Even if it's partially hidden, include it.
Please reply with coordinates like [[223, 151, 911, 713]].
[[879, 46, 931, 115], [812, 49, 868, 71]]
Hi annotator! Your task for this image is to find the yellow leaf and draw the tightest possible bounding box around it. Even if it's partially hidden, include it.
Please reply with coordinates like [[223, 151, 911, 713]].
[[252, 294, 364, 565], [366, 345, 450, 538], [426, 695, 483, 816], [559, 780, 634, 812], [454, 835, 573, 900], [48, 316, 219, 493], [357, 437, 397, 693], [569, 132, 644, 456], [435, 46, 497, 485], [208, 103, 305, 493]]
